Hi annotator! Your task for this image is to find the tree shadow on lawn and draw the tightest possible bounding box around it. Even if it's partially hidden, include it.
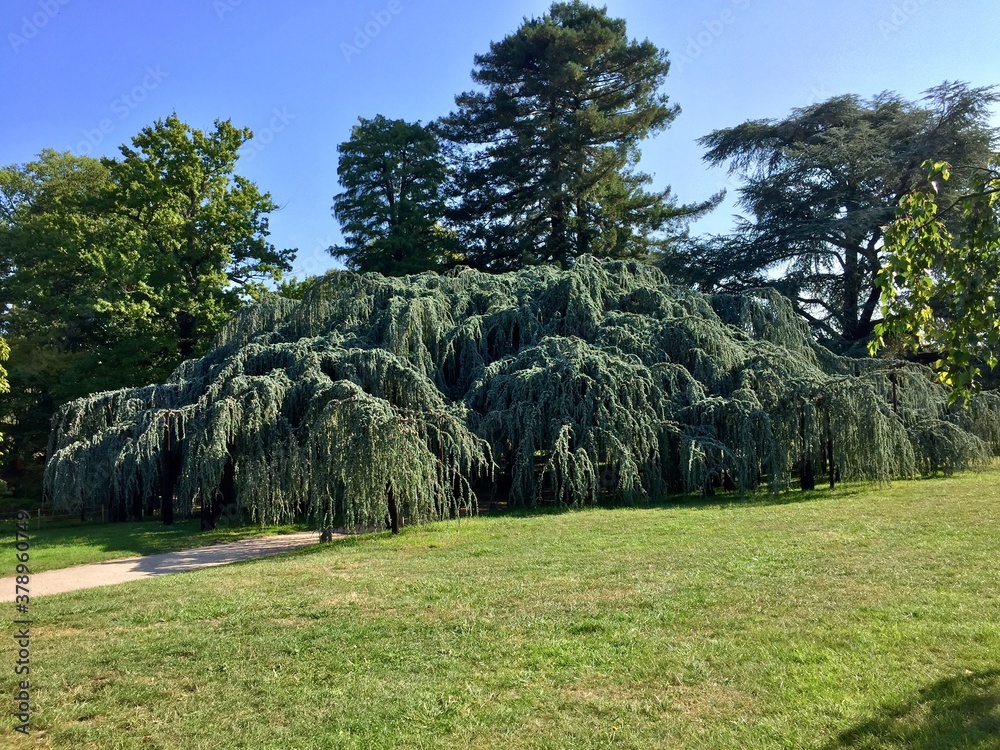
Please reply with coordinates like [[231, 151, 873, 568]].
[[484, 466, 993, 521], [485, 482, 871, 521], [826, 669, 1000, 749]]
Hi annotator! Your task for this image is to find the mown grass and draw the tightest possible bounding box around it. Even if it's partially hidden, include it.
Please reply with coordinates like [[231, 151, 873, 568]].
[[2, 469, 999, 749], [1, 519, 308, 573]]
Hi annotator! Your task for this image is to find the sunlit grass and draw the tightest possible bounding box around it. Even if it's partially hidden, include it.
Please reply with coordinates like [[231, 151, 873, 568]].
[[2, 468, 998, 748]]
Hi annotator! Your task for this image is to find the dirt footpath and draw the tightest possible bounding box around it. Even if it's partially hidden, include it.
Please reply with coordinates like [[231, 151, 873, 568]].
[[1, 531, 330, 600]]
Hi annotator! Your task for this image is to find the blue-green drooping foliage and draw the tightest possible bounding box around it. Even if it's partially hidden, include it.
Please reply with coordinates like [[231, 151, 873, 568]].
[[45, 258, 999, 527]]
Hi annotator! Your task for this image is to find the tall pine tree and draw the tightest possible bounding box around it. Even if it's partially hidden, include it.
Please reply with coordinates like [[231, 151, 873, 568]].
[[438, 1, 714, 270], [331, 116, 456, 275]]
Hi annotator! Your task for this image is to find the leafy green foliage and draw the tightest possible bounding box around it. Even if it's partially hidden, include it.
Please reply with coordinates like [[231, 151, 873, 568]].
[[271, 275, 315, 301], [0, 336, 7, 493], [873, 158, 1000, 403], [332, 116, 457, 275], [0, 150, 127, 467], [0, 120, 293, 474], [684, 82, 998, 343], [105, 114, 294, 361], [0, 339, 7, 400], [438, 1, 715, 270], [45, 259, 998, 527]]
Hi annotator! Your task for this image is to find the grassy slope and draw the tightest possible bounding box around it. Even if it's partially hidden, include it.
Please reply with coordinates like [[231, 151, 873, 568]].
[[1, 520, 308, 573], [3, 470, 999, 749]]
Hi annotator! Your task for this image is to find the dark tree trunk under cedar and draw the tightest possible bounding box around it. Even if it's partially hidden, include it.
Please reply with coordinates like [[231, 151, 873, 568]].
[[200, 493, 213, 531], [160, 420, 175, 525], [799, 408, 815, 491], [800, 458, 816, 491], [177, 310, 197, 360], [825, 413, 836, 489], [387, 487, 400, 534], [722, 470, 736, 492], [132, 471, 143, 521], [131, 482, 143, 521], [115, 484, 128, 523]]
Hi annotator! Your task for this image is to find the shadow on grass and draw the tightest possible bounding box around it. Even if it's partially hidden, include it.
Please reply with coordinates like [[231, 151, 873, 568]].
[[826, 670, 1000, 749], [483, 482, 872, 521], [484, 465, 999, 522], [23, 519, 203, 553]]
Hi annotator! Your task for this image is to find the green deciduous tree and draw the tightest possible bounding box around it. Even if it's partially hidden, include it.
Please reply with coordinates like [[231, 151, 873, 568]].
[[0, 340, 8, 399], [872, 158, 1000, 403], [0, 150, 124, 478], [0, 118, 293, 492], [0, 337, 6, 495], [438, 0, 713, 270], [106, 114, 293, 364], [685, 82, 997, 345], [331, 116, 456, 275]]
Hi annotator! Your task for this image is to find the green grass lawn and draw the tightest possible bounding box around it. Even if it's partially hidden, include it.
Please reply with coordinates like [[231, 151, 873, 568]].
[[1, 518, 308, 573], [2, 470, 999, 749]]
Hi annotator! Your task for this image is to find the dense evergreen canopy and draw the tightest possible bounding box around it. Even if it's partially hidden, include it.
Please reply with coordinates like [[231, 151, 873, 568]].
[[331, 116, 456, 275], [45, 258, 1000, 529]]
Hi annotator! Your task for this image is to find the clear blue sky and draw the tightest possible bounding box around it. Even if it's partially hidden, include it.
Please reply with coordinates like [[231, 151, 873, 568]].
[[3, 0, 999, 279]]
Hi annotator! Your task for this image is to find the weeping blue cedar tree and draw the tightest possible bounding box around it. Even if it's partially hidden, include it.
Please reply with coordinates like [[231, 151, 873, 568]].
[[45, 258, 1000, 529], [438, 1, 718, 270]]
